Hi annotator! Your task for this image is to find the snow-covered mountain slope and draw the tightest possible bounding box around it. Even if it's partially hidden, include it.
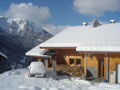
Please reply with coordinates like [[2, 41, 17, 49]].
[[0, 16, 9, 31], [0, 16, 52, 67], [8, 18, 44, 35], [0, 16, 51, 38]]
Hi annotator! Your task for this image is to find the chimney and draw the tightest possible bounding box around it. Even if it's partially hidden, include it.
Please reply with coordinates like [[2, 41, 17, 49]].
[[82, 22, 87, 26], [93, 20, 100, 27], [110, 19, 115, 24]]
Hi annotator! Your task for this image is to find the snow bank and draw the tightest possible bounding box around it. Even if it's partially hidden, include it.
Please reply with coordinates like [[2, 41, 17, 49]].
[[49, 87, 61, 90], [71, 78, 91, 86], [11, 70, 20, 75], [0, 69, 120, 90], [88, 83, 120, 90], [19, 85, 41, 90]]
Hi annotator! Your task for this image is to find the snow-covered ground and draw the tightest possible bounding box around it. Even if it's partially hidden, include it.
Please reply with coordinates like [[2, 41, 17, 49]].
[[0, 69, 120, 90]]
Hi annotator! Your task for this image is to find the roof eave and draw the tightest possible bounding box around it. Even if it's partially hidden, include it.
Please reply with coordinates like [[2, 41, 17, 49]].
[[40, 46, 76, 49], [76, 50, 120, 53]]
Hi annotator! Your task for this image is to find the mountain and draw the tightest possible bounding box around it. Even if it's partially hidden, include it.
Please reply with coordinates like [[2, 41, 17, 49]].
[[0, 16, 52, 68]]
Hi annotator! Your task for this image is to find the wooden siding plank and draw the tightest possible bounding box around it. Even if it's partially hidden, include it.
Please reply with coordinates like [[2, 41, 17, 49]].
[[84, 53, 87, 76]]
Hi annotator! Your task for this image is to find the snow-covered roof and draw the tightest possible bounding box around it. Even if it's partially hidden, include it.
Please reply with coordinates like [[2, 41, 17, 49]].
[[0, 52, 7, 59], [40, 23, 120, 52], [25, 44, 51, 57]]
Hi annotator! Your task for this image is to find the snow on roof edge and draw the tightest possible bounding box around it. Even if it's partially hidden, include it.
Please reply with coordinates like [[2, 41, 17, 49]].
[[25, 54, 51, 57], [0, 52, 7, 59], [25, 45, 51, 57], [76, 45, 120, 52]]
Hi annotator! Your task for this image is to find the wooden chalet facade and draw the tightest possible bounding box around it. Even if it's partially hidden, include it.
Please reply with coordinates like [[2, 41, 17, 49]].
[[26, 21, 120, 83], [0, 52, 11, 73], [55, 49, 120, 83]]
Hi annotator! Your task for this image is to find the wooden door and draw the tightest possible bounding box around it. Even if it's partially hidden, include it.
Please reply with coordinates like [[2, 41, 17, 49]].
[[99, 61, 104, 77]]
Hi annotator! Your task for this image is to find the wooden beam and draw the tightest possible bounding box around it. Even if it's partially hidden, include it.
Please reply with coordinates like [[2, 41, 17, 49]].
[[101, 62, 104, 77], [84, 53, 87, 76], [53, 57, 56, 72], [50, 57, 52, 64], [106, 52, 109, 82], [50, 57, 52, 68], [60, 49, 63, 64], [74, 59, 77, 65], [40, 58, 42, 62], [78, 52, 106, 55], [45, 58, 48, 70]]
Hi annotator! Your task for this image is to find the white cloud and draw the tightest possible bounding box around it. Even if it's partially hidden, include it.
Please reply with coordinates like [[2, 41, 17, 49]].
[[73, 0, 120, 17], [42, 24, 71, 35], [0, 3, 71, 35], [4, 3, 51, 25]]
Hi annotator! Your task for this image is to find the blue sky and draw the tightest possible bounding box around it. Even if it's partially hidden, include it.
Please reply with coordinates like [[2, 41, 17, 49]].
[[0, 0, 120, 26]]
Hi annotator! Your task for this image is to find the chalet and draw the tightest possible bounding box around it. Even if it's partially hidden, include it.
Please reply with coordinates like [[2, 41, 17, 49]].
[[26, 20, 120, 83], [0, 52, 10, 73], [25, 45, 56, 71]]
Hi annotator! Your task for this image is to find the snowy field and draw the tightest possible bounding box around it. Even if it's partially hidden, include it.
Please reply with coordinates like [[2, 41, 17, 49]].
[[0, 69, 120, 90]]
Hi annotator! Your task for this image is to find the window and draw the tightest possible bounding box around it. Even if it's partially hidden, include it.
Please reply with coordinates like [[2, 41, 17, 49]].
[[76, 59, 81, 65], [70, 58, 74, 64], [33, 57, 38, 61], [69, 58, 81, 65]]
